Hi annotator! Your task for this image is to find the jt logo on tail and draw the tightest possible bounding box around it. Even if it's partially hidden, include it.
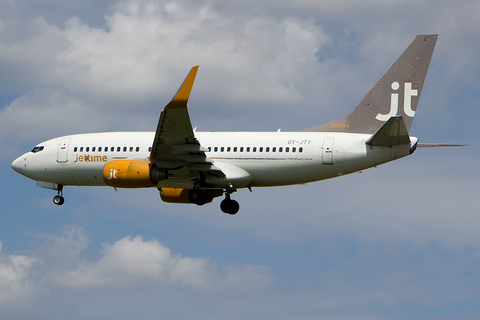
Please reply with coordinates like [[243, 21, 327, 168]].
[[302, 34, 437, 134], [375, 82, 418, 121]]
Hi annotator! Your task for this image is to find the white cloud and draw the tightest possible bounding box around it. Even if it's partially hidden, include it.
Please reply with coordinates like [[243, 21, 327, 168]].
[[2, 0, 480, 155], [0, 240, 36, 292], [0, 0, 332, 156], [54, 234, 270, 291], [0, 228, 270, 304], [0, 241, 38, 319]]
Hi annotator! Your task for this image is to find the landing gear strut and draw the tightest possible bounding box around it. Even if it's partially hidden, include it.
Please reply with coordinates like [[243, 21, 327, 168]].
[[220, 191, 239, 215], [53, 184, 65, 205], [188, 180, 208, 206]]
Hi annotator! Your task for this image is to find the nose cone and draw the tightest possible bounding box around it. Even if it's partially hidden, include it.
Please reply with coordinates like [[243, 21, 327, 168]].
[[11, 156, 24, 173]]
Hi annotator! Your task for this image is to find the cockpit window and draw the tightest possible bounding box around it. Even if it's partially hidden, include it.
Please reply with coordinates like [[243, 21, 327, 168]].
[[31, 146, 44, 153]]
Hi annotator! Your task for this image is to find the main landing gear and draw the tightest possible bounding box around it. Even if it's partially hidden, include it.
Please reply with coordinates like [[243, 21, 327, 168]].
[[188, 188, 208, 206], [220, 191, 239, 215], [53, 184, 65, 206], [188, 185, 239, 214]]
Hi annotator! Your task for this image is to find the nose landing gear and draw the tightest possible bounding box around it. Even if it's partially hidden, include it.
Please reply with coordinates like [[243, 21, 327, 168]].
[[53, 184, 64, 205], [220, 191, 239, 215]]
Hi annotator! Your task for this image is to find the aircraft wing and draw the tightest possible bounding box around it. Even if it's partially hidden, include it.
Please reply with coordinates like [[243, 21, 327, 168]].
[[149, 66, 224, 178]]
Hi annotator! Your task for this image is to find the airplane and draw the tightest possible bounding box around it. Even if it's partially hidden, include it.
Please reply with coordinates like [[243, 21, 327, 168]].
[[11, 34, 463, 215]]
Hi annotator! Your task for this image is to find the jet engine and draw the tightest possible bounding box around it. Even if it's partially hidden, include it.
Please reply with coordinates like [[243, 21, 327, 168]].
[[160, 188, 223, 205], [103, 160, 168, 188]]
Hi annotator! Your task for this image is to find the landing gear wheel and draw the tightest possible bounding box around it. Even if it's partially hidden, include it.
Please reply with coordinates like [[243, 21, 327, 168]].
[[221, 199, 239, 215], [53, 184, 64, 205], [53, 195, 65, 205], [188, 189, 207, 206]]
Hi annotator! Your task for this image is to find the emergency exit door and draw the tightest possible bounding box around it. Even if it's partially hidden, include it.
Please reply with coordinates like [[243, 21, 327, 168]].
[[57, 138, 71, 163], [322, 138, 334, 165]]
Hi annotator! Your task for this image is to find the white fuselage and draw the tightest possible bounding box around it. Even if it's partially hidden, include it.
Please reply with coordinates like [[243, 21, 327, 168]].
[[11, 131, 417, 189]]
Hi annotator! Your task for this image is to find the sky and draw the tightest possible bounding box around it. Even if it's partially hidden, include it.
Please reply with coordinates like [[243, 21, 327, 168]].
[[0, 0, 479, 319]]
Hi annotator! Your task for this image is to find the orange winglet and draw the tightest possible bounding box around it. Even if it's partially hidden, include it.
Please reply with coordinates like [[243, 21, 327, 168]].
[[165, 66, 199, 109]]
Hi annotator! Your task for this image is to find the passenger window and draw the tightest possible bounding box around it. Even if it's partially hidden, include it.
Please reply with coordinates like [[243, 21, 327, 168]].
[[240, 147, 244, 152], [136, 147, 139, 152], [227, 147, 231, 152], [279, 147, 283, 152], [208, 147, 211, 152], [86, 147, 90, 152], [129, 147, 133, 152], [299, 147, 303, 153], [123, 147, 127, 152], [221, 147, 224, 152], [110, 147, 114, 152], [74, 147, 78, 152], [266, 147, 270, 152], [253, 147, 257, 152], [286, 147, 289, 152], [99, 147, 103, 152], [148, 147, 152, 152], [92, 147, 96, 152], [233, 147, 237, 152], [117, 147, 121, 152], [246, 147, 250, 152], [214, 147, 218, 152], [272, 147, 276, 152], [80, 147, 84, 152], [292, 147, 296, 152], [259, 147, 263, 152]]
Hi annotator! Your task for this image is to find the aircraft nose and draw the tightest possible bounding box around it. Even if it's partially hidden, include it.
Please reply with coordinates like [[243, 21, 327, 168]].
[[11, 156, 24, 173]]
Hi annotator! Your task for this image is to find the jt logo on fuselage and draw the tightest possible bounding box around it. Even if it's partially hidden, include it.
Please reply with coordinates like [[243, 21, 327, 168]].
[[107, 169, 117, 180], [375, 82, 417, 121]]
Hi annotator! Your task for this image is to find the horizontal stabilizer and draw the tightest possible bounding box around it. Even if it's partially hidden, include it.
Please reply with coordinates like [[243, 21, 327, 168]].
[[417, 143, 468, 147], [366, 116, 410, 147]]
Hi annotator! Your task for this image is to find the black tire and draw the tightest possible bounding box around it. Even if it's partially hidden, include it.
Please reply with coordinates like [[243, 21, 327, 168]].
[[220, 199, 239, 215], [53, 195, 65, 206]]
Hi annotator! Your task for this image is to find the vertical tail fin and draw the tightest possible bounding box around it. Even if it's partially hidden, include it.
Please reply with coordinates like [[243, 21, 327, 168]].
[[302, 34, 437, 134]]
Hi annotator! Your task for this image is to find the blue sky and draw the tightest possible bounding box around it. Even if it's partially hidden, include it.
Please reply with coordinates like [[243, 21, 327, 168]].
[[1, 0, 479, 319]]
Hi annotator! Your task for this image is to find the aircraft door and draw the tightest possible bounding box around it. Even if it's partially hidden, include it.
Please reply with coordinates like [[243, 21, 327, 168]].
[[322, 138, 334, 165], [57, 138, 71, 163]]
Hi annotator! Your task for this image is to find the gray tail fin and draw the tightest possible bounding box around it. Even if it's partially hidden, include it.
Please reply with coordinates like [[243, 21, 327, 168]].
[[302, 34, 437, 134]]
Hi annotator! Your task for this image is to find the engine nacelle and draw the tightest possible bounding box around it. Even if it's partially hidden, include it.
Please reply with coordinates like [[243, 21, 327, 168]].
[[160, 188, 223, 204], [104, 160, 167, 188], [160, 188, 192, 203]]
